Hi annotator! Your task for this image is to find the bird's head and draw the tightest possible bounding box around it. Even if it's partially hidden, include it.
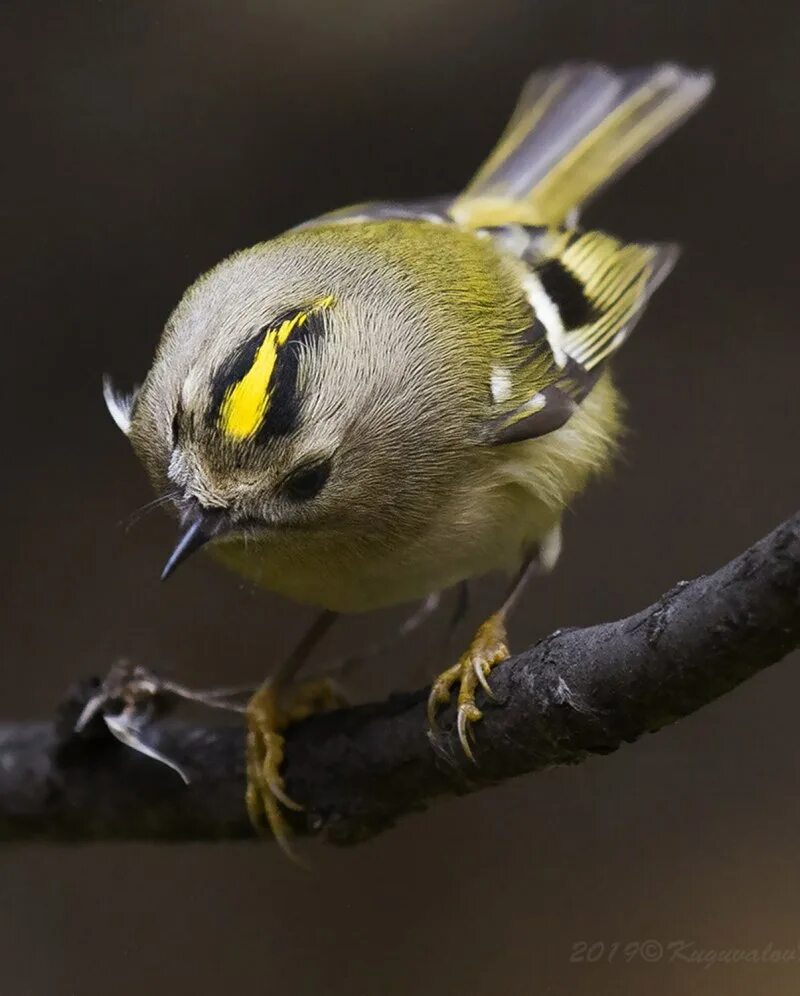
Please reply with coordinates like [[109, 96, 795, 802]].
[[104, 227, 482, 580]]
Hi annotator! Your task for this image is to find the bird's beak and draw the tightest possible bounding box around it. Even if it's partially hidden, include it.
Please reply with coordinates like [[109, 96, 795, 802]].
[[161, 515, 213, 581]]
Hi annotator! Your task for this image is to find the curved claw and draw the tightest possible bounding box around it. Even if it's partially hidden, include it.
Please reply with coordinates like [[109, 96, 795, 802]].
[[472, 657, 496, 700], [457, 704, 481, 762], [426, 661, 463, 733], [426, 690, 441, 732], [267, 775, 304, 812], [427, 611, 510, 761], [246, 779, 304, 865]]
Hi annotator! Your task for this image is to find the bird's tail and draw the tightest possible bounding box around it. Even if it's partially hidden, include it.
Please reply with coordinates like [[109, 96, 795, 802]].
[[450, 63, 713, 229]]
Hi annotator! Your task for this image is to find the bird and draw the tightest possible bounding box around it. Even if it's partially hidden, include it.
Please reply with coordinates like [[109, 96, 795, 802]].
[[104, 62, 713, 850]]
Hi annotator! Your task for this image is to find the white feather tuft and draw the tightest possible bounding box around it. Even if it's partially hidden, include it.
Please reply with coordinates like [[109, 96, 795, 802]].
[[521, 273, 567, 367], [102, 375, 138, 435], [490, 367, 513, 404], [537, 524, 563, 573]]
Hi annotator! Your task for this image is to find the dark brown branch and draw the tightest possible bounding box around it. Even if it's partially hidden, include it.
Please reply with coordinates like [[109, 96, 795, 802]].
[[1, 510, 799, 845]]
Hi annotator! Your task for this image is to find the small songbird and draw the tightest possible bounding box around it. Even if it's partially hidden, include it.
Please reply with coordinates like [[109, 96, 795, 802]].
[[104, 63, 713, 847]]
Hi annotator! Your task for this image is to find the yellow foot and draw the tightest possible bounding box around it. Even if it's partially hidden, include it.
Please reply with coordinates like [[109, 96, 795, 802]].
[[427, 611, 510, 761], [245, 678, 344, 857]]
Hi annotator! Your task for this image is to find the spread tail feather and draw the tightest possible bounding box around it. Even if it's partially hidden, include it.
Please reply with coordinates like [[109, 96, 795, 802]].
[[451, 63, 713, 229]]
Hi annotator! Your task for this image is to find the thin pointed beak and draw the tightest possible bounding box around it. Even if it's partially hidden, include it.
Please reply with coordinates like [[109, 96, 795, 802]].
[[160, 517, 212, 581]]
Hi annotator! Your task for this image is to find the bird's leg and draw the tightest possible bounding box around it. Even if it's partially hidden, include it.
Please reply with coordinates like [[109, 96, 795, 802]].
[[427, 550, 545, 761], [247, 592, 452, 851], [168, 584, 462, 710], [447, 580, 471, 637], [317, 591, 443, 685], [245, 609, 340, 854]]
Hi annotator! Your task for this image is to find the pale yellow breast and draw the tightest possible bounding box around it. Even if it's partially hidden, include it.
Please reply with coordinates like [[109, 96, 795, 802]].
[[211, 486, 555, 612]]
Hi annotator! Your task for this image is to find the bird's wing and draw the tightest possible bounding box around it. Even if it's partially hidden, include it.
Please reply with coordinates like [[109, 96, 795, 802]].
[[483, 225, 677, 444]]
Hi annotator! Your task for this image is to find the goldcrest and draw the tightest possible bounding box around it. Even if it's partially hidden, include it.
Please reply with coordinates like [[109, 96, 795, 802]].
[[104, 63, 713, 845]]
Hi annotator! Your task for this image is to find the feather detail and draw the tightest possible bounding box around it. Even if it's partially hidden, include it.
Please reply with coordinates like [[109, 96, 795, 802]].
[[486, 228, 677, 445], [451, 63, 713, 228], [102, 375, 139, 436], [539, 230, 679, 370]]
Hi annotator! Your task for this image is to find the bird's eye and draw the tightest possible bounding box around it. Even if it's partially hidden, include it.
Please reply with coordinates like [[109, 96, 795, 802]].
[[282, 459, 331, 501], [171, 403, 182, 444]]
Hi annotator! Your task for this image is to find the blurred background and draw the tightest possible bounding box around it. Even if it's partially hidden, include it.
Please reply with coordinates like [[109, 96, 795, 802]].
[[2, 1, 799, 993]]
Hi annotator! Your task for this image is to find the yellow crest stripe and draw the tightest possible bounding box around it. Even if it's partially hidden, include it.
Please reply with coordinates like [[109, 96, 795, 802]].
[[218, 296, 334, 441]]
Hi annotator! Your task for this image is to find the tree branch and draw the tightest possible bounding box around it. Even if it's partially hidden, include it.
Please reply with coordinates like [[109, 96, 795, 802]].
[[1, 510, 799, 845]]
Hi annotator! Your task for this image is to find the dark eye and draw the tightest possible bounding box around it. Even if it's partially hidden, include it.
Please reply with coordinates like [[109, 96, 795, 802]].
[[282, 459, 331, 501], [171, 402, 183, 444]]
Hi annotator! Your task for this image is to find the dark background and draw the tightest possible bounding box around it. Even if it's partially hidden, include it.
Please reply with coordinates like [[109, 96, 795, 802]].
[[2, 1, 799, 993]]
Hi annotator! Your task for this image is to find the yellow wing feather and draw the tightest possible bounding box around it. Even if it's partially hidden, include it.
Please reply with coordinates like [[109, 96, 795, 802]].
[[557, 232, 676, 370]]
